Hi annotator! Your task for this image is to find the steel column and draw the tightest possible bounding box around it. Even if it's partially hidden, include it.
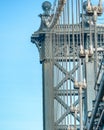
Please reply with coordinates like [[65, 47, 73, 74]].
[[42, 61, 54, 130]]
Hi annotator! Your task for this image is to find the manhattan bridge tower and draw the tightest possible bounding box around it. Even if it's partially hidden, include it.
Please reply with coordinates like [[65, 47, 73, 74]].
[[31, 0, 104, 130]]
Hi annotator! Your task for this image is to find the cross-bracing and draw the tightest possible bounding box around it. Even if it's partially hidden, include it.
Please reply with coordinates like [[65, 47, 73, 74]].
[[31, 0, 104, 130]]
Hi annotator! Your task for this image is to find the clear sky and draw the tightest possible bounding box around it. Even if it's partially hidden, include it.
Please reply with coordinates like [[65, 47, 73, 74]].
[[0, 0, 104, 130], [0, 0, 52, 130]]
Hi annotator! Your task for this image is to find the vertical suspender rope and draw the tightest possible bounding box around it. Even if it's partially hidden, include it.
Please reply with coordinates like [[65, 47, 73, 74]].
[[100, 29, 101, 47], [63, 4, 66, 125], [78, 0, 81, 49], [72, 0, 75, 68], [78, 1, 80, 84], [71, 0, 76, 128], [61, 11, 64, 125], [89, 17, 93, 49], [67, 0, 72, 128], [76, 0, 79, 83], [66, 0, 70, 127], [56, 24, 59, 122], [94, 18, 98, 80], [57, 20, 60, 124], [64, 2, 69, 126], [78, 0, 84, 130], [59, 15, 62, 125]]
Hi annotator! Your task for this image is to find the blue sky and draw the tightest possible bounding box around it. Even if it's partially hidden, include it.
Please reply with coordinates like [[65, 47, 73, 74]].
[[0, 0, 52, 130]]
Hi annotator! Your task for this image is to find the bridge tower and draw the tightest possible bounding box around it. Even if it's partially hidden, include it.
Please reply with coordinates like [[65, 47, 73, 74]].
[[31, 0, 104, 130]]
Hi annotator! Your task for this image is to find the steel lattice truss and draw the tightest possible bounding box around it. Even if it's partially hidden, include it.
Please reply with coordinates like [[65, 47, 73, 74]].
[[31, 0, 104, 130]]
